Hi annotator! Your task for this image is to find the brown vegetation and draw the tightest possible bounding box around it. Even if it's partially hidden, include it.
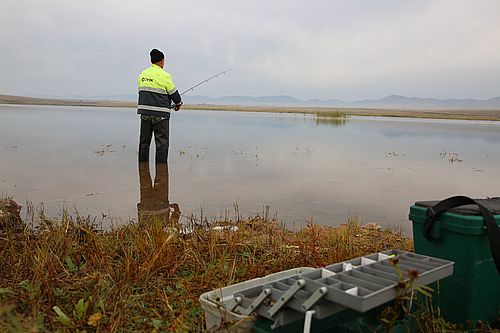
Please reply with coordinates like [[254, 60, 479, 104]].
[[0, 208, 412, 332]]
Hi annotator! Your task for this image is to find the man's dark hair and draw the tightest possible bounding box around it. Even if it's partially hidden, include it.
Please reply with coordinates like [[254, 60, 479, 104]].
[[150, 49, 164, 63]]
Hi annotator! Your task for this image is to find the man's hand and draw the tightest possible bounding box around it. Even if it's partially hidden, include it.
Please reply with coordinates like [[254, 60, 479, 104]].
[[174, 101, 183, 111]]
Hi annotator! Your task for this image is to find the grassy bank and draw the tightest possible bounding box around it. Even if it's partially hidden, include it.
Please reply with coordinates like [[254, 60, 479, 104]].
[[1, 210, 415, 332], [2, 94, 500, 121]]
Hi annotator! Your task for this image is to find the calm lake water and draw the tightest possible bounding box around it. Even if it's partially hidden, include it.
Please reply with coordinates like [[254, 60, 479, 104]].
[[1, 104, 500, 232]]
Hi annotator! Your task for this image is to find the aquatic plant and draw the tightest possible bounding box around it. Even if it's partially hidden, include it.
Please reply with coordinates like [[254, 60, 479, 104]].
[[314, 110, 347, 118]]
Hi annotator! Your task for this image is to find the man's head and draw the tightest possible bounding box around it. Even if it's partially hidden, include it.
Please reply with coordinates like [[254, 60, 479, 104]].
[[150, 48, 165, 67]]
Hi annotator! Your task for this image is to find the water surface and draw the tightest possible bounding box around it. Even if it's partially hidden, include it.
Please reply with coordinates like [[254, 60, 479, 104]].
[[1, 104, 499, 232]]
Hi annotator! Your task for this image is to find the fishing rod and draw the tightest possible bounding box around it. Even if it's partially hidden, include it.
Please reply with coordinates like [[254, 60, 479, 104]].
[[180, 68, 235, 96]]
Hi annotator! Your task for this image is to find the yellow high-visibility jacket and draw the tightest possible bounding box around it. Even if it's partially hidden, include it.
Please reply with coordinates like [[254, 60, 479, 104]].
[[137, 64, 182, 116]]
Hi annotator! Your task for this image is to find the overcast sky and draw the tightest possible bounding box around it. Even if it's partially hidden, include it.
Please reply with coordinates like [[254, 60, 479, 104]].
[[1, 0, 500, 101]]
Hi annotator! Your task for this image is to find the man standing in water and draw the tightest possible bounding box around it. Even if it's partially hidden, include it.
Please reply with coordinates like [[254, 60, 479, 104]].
[[137, 48, 183, 163]]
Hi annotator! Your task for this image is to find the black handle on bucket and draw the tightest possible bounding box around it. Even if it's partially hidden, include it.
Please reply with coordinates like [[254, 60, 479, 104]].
[[423, 195, 500, 275]]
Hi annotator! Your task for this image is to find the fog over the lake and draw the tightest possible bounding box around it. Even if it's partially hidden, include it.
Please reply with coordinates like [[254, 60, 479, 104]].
[[1, 0, 500, 101]]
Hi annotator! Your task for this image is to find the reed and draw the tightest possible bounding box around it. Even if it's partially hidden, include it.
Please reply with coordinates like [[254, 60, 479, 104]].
[[314, 110, 347, 118], [1, 209, 416, 332]]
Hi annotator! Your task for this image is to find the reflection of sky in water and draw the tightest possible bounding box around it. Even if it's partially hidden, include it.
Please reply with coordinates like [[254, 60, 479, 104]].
[[1, 104, 500, 232]]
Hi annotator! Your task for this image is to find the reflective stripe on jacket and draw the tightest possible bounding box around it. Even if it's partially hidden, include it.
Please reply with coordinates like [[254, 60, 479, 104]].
[[137, 64, 181, 116]]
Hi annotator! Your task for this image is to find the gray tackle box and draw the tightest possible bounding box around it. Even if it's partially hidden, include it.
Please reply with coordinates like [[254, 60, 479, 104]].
[[201, 250, 454, 331]]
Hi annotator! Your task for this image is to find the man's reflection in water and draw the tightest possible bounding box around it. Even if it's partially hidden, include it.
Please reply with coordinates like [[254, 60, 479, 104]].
[[137, 162, 180, 226]]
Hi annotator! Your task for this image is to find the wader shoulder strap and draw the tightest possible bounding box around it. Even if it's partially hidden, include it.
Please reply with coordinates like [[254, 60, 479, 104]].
[[423, 195, 500, 275]]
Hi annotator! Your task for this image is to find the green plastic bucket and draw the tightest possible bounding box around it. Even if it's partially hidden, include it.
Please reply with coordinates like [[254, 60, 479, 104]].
[[409, 199, 500, 325]]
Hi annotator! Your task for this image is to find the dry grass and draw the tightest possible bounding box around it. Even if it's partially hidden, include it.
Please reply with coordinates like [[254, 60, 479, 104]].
[[0, 211, 414, 332], [0, 94, 133, 108]]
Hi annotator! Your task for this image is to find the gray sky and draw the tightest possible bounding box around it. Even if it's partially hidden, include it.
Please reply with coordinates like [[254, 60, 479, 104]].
[[1, 0, 500, 100]]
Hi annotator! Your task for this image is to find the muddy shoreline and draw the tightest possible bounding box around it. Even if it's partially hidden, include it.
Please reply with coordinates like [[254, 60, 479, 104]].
[[2, 94, 500, 121]]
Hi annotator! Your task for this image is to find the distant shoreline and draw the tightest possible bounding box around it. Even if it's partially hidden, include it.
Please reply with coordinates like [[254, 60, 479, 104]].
[[2, 93, 500, 121]]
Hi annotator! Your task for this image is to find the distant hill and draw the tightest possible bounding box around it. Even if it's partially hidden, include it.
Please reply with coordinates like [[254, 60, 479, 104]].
[[2, 93, 500, 109], [348, 95, 500, 108], [182, 94, 500, 108]]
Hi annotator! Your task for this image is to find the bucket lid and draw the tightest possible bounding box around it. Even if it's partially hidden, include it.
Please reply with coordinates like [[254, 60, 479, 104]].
[[415, 197, 500, 216]]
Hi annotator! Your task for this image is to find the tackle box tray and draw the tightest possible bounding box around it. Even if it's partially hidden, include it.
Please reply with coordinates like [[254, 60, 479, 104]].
[[230, 250, 453, 316]]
